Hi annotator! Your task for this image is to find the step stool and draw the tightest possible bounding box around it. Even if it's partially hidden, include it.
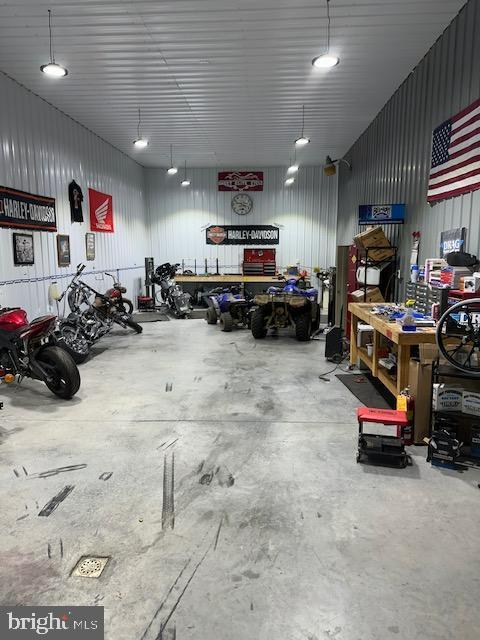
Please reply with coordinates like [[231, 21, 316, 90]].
[[356, 407, 411, 468]]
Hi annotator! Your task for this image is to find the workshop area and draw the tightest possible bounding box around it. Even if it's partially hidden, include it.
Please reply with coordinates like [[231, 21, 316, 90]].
[[1, 321, 480, 640], [0, 1, 480, 639]]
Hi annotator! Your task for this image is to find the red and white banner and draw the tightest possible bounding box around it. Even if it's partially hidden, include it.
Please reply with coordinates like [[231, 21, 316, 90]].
[[218, 171, 264, 191], [89, 188, 114, 233]]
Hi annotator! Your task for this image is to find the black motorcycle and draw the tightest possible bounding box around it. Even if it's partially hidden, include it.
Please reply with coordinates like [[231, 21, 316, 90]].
[[152, 262, 192, 318], [55, 264, 142, 363]]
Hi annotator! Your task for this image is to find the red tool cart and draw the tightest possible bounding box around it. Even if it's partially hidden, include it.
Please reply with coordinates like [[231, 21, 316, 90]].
[[356, 407, 411, 468]]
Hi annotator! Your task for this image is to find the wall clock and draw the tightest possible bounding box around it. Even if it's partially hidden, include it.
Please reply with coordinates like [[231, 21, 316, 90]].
[[231, 193, 253, 216]]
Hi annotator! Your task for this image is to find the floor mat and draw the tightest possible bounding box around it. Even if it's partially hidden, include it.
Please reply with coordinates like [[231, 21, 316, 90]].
[[133, 311, 170, 322], [336, 373, 395, 409]]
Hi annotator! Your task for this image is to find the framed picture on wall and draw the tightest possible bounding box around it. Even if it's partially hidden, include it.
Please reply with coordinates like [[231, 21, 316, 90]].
[[85, 232, 95, 261], [57, 234, 71, 267], [13, 232, 34, 265]]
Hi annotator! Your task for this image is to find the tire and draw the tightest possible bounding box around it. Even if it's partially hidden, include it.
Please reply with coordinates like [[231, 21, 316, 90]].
[[118, 298, 134, 315], [295, 311, 311, 342], [126, 318, 143, 334], [56, 323, 90, 364], [251, 307, 267, 339], [220, 312, 234, 332], [36, 346, 81, 399], [206, 307, 218, 325]]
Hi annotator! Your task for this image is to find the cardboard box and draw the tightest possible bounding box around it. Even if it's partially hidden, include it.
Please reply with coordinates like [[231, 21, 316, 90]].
[[432, 384, 463, 412], [354, 226, 394, 262], [408, 359, 433, 444], [462, 391, 480, 417], [350, 287, 385, 303]]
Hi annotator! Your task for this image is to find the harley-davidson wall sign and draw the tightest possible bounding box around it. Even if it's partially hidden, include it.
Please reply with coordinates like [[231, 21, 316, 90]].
[[206, 225, 279, 245], [218, 171, 264, 191], [0, 186, 57, 231]]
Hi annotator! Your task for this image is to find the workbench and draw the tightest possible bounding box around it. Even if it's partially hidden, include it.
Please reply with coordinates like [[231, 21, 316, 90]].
[[176, 275, 281, 284], [348, 302, 437, 397]]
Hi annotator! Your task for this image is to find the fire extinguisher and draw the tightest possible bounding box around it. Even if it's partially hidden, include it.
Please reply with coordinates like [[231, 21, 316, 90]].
[[397, 387, 414, 446]]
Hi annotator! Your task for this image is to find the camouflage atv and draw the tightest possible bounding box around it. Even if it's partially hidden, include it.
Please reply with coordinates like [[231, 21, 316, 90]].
[[251, 278, 319, 342]]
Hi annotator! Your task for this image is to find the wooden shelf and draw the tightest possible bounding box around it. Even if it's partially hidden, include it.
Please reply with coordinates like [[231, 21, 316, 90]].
[[377, 366, 398, 397], [357, 346, 373, 369]]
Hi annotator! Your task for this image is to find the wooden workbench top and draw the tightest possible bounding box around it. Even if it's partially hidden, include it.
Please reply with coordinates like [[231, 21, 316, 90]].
[[176, 274, 282, 283], [348, 302, 437, 345]]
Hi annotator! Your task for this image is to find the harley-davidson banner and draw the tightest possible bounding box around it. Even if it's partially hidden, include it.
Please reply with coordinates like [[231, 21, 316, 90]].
[[0, 186, 56, 231], [206, 225, 279, 245], [218, 171, 264, 191], [89, 188, 114, 233]]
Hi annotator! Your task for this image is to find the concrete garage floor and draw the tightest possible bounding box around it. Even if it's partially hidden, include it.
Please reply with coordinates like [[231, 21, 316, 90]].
[[1, 320, 480, 640]]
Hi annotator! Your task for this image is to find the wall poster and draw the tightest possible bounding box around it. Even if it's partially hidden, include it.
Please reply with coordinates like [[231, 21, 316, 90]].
[[13, 233, 34, 265]]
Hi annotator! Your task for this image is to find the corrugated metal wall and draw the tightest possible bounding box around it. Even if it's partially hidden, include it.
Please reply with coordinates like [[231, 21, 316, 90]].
[[337, 0, 480, 282], [0, 71, 148, 318], [146, 166, 338, 273]]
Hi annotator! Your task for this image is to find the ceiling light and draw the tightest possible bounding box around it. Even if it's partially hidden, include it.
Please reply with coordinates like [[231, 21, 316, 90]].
[[285, 177, 295, 186], [312, 54, 339, 69], [40, 10, 68, 78], [167, 145, 178, 175], [181, 160, 191, 187], [294, 105, 310, 146], [133, 107, 148, 149], [295, 137, 310, 147], [287, 164, 299, 174], [312, 1, 340, 70]]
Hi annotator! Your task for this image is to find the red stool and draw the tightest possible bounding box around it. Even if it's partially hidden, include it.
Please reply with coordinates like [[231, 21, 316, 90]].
[[356, 408, 410, 467]]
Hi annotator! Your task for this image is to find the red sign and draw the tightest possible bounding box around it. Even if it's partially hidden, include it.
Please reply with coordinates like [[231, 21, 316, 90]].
[[89, 188, 114, 233], [218, 171, 263, 191]]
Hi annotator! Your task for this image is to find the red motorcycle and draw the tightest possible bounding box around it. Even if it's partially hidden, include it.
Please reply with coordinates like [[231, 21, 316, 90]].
[[0, 307, 80, 399], [104, 272, 134, 315]]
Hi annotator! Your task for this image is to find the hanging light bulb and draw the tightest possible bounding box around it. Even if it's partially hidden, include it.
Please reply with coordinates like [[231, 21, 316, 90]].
[[287, 148, 299, 174], [167, 145, 178, 174], [181, 160, 191, 187], [40, 10, 68, 77], [312, 0, 340, 69], [285, 177, 295, 186], [295, 105, 310, 146], [133, 108, 148, 148]]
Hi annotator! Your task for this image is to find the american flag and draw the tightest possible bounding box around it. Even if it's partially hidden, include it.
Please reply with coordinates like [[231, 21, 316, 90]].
[[427, 98, 480, 203]]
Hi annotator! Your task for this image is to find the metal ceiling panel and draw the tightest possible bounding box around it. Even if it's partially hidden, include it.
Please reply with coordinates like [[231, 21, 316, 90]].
[[0, 0, 467, 167]]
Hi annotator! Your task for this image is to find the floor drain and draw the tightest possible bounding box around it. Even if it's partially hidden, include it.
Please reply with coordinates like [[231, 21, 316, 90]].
[[71, 556, 110, 578]]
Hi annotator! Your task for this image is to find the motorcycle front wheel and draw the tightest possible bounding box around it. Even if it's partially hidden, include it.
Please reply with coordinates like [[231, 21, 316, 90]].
[[126, 318, 143, 333], [36, 346, 81, 399]]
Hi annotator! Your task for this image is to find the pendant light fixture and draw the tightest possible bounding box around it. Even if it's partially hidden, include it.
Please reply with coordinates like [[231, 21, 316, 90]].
[[133, 108, 148, 148], [287, 148, 299, 174], [167, 145, 178, 175], [312, 0, 339, 69], [181, 160, 191, 187], [40, 10, 68, 78], [285, 177, 295, 186], [295, 105, 310, 146]]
